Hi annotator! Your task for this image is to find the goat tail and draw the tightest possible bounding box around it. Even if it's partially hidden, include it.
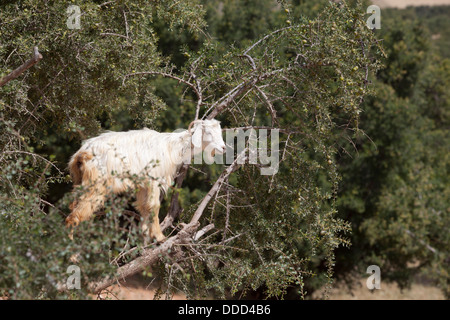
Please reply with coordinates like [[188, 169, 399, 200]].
[[67, 150, 102, 230], [69, 150, 93, 185]]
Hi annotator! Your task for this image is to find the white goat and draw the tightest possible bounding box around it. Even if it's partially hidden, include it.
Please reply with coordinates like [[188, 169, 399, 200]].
[[66, 119, 226, 242]]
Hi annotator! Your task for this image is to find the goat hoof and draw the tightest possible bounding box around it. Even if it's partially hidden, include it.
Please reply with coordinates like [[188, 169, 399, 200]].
[[154, 236, 166, 244], [156, 237, 166, 244], [149, 233, 166, 244]]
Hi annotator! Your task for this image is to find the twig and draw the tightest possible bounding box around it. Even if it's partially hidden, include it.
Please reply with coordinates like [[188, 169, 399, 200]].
[[122, 71, 201, 103], [224, 126, 304, 135], [190, 72, 203, 120], [100, 32, 128, 39], [243, 26, 293, 55], [123, 10, 129, 39], [2, 150, 63, 175], [405, 229, 439, 255]]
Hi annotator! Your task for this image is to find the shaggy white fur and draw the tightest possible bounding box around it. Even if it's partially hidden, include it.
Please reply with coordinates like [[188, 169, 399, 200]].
[[66, 119, 226, 242]]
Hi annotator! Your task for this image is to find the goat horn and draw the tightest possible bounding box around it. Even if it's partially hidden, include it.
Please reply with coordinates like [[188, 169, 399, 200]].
[[188, 120, 199, 135]]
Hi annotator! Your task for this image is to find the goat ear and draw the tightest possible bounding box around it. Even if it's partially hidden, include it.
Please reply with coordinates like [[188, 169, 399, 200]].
[[192, 124, 203, 148]]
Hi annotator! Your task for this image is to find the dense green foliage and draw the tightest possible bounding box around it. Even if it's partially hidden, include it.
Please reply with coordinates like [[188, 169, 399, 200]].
[[408, 5, 450, 59], [0, 0, 448, 300], [0, 0, 208, 299], [335, 6, 450, 296]]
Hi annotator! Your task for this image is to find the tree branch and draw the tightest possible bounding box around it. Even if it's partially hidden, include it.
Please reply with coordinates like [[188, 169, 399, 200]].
[[188, 149, 246, 226], [254, 85, 278, 126], [193, 223, 215, 241], [205, 78, 257, 120], [0, 47, 43, 87], [243, 26, 292, 55], [89, 223, 199, 293], [90, 150, 246, 294]]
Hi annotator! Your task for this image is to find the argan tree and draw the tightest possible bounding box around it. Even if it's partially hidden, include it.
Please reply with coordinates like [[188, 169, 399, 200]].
[[0, 0, 382, 299]]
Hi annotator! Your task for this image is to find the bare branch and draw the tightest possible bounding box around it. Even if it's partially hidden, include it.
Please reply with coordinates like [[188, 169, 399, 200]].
[[254, 85, 278, 126], [187, 148, 247, 226], [224, 126, 304, 135], [89, 223, 199, 293], [1, 150, 63, 176], [191, 72, 203, 120], [0, 47, 43, 87], [122, 71, 200, 100], [123, 9, 129, 39], [239, 54, 257, 70], [243, 26, 292, 55], [405, 229, 439, 255], [193, 223, 215, 242], [100, 32, 128, 39], [205, 78, 257, 120]]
